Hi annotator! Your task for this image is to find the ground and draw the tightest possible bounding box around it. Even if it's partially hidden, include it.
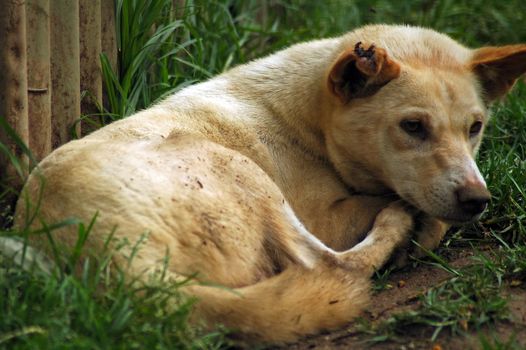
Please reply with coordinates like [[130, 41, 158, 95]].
[[287, 244, 526, 350]]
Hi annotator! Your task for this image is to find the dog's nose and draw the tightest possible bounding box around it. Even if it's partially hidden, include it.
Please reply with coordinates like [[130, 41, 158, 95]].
[[455, 185, 491, 216]]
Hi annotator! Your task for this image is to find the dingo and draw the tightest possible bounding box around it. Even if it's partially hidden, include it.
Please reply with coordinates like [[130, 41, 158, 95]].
[[15, 24, 526, 342]]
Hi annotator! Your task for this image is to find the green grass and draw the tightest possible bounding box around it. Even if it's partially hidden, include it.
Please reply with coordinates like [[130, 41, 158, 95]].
[[2, 0, 526, 348], [479, 333, 524, 350], [369, 242, 523, 341], [0, 229, 226, 349]]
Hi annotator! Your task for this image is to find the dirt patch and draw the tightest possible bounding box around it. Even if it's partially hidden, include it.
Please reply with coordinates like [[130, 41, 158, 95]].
[[286, 247, 526, 350]]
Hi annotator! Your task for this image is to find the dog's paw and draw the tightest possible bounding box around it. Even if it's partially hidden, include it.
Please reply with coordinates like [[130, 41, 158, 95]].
[[374, 201, 415, 246], [413, 215, 450, 257], [392, 214, 450, 267]]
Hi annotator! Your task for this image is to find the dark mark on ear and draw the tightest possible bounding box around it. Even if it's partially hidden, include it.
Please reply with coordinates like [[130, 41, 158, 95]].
[[354, 42, 376, 60]]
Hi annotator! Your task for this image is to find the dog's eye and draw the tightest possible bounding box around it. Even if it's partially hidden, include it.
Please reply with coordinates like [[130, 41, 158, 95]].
[[400, 120, 426, 139], [469, 121, 483, 137]]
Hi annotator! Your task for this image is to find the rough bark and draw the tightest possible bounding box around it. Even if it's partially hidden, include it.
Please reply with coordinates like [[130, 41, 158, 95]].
[[0, 2, 29, 182], [50, 0, 81, 148], [27, 0, 52, 162], [0, 0, 29, 226], [79, 0, 102, 129], [101, 0, 117, 112]]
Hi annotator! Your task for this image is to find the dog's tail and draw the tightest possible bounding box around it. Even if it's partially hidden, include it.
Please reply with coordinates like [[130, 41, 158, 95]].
[[184, 263, 370, 343]]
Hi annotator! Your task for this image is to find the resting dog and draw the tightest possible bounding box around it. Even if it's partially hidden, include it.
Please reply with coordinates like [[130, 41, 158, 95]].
[[15, 24, 526, 342]]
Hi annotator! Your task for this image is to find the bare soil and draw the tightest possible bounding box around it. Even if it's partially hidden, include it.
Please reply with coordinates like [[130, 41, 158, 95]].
[[286, 246, 526, 350]]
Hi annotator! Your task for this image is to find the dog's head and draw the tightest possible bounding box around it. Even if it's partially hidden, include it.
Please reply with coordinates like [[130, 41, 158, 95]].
[[323, 28, 526, 224]]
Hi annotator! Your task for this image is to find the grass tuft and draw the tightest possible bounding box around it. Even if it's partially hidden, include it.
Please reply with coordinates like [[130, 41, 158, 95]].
[[0, 219, 227, 349]]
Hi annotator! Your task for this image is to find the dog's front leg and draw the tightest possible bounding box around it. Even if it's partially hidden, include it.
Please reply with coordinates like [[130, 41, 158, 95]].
[[392, 214, 450, 267], [334, 201, 414, 274], [315, 194, 396, 251]]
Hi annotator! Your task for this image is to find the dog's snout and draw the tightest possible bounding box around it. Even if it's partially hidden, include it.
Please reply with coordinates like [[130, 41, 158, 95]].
[[455, 184, 491, 216]]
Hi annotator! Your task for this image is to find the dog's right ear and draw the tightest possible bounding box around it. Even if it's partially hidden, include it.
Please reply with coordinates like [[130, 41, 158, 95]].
[[470, 44, 526, 102], [328, 42, 401, 104]]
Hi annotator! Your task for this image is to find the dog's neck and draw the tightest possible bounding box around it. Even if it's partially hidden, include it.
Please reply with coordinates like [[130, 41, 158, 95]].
[[227, 38, 341, 159]]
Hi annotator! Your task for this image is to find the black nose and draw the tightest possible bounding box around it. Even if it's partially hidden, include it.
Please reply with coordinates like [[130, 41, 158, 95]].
[[455, 186, 491, 216]]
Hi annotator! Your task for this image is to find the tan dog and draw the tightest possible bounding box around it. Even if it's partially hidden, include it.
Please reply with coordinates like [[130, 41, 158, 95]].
[[15, 24, 526, 342]]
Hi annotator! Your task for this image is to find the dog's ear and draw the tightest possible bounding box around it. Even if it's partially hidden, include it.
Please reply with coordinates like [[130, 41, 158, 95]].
[[471, 44, 526, 102], [328, 42, 401, 104]]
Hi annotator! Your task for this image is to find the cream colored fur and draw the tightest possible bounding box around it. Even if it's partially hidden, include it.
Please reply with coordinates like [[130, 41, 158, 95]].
[[14, 24, 526, 343]]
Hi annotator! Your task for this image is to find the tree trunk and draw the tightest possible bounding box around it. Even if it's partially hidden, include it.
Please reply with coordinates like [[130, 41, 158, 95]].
[[79, 0, 102, 132], [0, 1, 29, 184], [101, 0, 117, 77], [27, 0, 52, 162], [101, 0, 117, 113], [0, 0, 29, 226], [50, 0, 80, 148]]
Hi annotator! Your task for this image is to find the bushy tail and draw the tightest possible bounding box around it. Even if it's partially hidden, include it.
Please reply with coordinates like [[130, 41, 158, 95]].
[[185, 263, 370, 343]]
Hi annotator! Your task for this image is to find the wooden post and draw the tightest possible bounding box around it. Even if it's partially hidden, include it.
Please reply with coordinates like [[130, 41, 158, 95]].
[[27, 0, 52, 162], [0, 1, 29, 183], [79, 0, 102, 128], [100, 0, 117, 114], [101, 0, 117, 75], [0, 0, 29, 225], [50, 0, 81, 148]]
